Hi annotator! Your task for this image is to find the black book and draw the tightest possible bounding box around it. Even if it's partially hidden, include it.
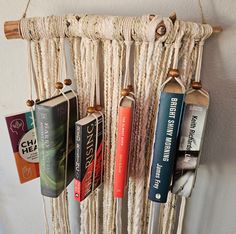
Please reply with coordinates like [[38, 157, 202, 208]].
[[35, 91, 78, 197], [74, 112, 103, 202]]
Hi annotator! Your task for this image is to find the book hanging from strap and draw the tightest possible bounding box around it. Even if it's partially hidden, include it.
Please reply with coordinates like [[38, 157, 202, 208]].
[[74, 38, 104, 203], [34, 33, 79, 233], [147, 20, 186, 234], [172, 23, 212, 234], [113, 16, 135, 234], [35, 36, 79, 198], [148, 25, 185, 205]]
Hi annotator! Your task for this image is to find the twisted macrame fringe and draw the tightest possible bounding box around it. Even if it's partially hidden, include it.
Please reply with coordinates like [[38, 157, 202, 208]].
[[21, 14, 213, 234]]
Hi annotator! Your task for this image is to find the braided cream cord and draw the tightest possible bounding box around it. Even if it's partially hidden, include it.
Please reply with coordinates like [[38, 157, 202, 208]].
[[103, 39, 114, 234], [23, 17, 71, 234]]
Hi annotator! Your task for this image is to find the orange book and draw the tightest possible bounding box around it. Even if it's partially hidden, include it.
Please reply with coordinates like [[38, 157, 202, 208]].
[[114, 98, 133, 198]]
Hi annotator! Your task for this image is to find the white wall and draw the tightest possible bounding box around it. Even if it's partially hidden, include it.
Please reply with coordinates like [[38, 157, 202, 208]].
[[0, 0, 236, 233]]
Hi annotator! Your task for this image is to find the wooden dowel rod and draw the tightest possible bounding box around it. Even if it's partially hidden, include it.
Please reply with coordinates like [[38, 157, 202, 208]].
[[4, 20, 21, 39], [212, 25, 223, 33], [3, 17, 223, 40]]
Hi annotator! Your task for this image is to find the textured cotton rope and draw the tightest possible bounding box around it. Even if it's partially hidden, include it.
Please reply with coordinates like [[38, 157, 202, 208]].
[[152, 21, 178, 232], [62, 17, 77, 234], [85, 25, 99, 233], [55, 19, 71, 233], [102, 39, 113, 233], [92, 39, 105, 234], [160, 22, 202, 234], [145, 19, 181, 234], [127, 38, 142, 234], [128, 16, 148, 233], [106, 41, 123, 234], [80, 37, 94, 234], [102, 20, 125, 233], [161, 22, 202, 234], [115, 16, 135, 234], [132, 15, 165, 234], [179, 22, 195, 86], [28, 16, 70, 234], [176, 23, 212, 234], [22, 18, 50, 232], [54, 19, 71, 233], [22, 4, 50, 230], [89, 39, 99, 234], [26, 39, 50, 234], [131, 19, 149, 234], [161, 21, 186, 234], [146, 18, 182, 234], [143, 17, 173, 233], [53, 36, 72, 234]]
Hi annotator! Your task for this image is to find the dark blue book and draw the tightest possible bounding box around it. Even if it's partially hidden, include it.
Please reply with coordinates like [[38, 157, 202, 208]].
[[148, 84, 184, 203]]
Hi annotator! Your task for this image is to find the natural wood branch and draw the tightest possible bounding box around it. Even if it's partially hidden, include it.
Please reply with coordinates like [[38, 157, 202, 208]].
[[3, 14, 222, 40]]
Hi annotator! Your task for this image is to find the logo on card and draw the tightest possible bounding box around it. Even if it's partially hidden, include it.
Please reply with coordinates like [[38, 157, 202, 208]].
[[10, 119, 25, 135], [22, 166, 33, 179]]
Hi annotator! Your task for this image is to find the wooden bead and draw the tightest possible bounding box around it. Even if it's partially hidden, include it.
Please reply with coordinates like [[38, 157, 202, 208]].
[[168, 68, 180, 77], [26, 99, 34, 107], [55, 82, 63, 89], [149, 14, 155, 20], [87, 106, 96, 113], [127, 85, 134, 92], [64, 79, 72, 86], [121, 88, 129, 97], [156, 24, 166, 36], [95, 105, 103, 111], [192, 81, 202, 90]]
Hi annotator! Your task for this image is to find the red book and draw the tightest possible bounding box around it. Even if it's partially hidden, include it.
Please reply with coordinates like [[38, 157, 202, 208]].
[[114, 100, 133, 198], [74, 112, 104, 202]]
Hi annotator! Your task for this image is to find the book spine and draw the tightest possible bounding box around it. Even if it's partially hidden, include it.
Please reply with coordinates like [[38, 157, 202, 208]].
[[148, 92, 184, 203], [75, 124, 82, 201], [172, 104, 208, 197], [74, 120, 97, 202], [35, 105, 57, 197], [114, 106, 133, 198], [93, 116, 103, 190]]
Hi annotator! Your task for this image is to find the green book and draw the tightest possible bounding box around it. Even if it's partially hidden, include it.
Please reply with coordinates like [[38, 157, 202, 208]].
[[35, 91, 78, 197]]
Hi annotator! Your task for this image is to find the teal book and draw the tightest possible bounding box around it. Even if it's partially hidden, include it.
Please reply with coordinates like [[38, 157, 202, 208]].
[[148, 92, 184, 203], [35, 91, 78, 197]]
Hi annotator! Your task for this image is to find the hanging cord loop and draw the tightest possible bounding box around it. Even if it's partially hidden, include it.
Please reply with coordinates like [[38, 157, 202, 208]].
[[119, 17, 135, 104], [160, 20, 186, 92], [26, 39, 49, 234], [22, 0, 31, 19]]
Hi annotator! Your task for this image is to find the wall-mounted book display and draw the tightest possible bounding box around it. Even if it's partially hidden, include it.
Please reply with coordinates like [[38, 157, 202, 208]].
[[4, 10, 221, 234]]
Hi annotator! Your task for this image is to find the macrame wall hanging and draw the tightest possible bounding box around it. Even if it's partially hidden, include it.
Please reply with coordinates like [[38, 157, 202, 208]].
[[4, 9, 222, 234]]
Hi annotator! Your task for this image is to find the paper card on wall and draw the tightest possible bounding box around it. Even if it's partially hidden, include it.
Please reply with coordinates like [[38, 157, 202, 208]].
[[5, 111, 39, 183]]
